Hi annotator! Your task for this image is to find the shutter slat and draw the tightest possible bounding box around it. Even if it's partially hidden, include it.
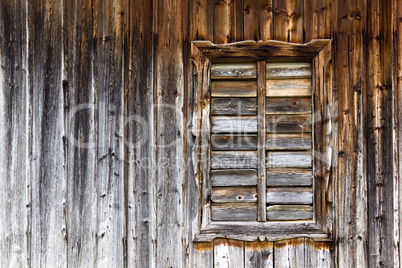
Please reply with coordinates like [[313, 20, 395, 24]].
[[211, 134, 257, 151], [211, 203, 257, 221], [267, 151, 312, 168], [266, 62, 312, 79], [266, 205, 313, 220], [266, 114, 311, 133], [211, 116, 258, 133], [266, 97, 312, 114], [266, 133, 311, 150], [267, 169, 313, 186], [212, 80, 257, 97], [211, 62, 257, 79], [266, 79, 311, 97], [266, 187, 313, 204], [211, 169, 258, 186], [212, 187, 257, 203], [211, 151, 258, 169], [211, 98, 257, 115]]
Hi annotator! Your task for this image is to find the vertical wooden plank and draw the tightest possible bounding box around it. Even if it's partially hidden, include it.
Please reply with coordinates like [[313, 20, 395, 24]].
[[124, 0, 155, 266], [213, 0, 244, 44], [244, 0, 273, 41], [244, 240, 274, 268], [304, 0, 331, 42], [28, 0, 67, 266], [334, 0, 367, 266], [0, 0, 30, 267], [93, 0, 126, 266], [273, 0, 304, 43], [257, 61, 266, 221], [214, 239, 244, 268], [190, 0, 213, 41], [273, 238, 305, 268], [366, 0, 395, 266], [305, 239, 333, 267], [154, 0, 185, 265]]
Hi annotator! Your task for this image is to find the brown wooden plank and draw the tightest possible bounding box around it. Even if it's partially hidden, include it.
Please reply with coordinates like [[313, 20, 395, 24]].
[[266, 133, 312, 150], [304, 0, 331, 42], [211, 169, 258, 186], [211, 62, 257, 79], [190, 0, 213, 41], [211, 98, 257, 115], [212, 186, 257, 203], [211, 80, 257, 97], [211, 116, 258, 133], [266, 62, 312, 79], [212, 203, 257, 221], [244, 240, 274, 268], [273, 0, 304, 43], [214, 239, 245, 267], [266, 187, 313, 204], [267, 205, 313, 221], [213, 0, 244, 44], [266, 114, 312, 133], [274, 238, 305, 267], [266, 79, 312, 97], [267, 151, 312, 168], [211, 151, 258, 169], [267, 169, 313, 186], [266, 97, 312, 114], [211, 134, 257, 150], [244, 0, 273, 41]]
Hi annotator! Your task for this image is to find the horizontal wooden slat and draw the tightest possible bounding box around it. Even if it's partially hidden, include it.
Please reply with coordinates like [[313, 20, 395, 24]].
[[266, 62, 311, 79], [267, 151, 312, 168], [266, 187, 313, 204], [211, 169, 258, 186], [211, 203, 257, 221], [266, 205, 313, 221], [211, 134, 257, 150], [266, 79, 311, 97], [211, 62, 257, 79], [266, 97, 311, 114], [212, 187, 257, 203], [266, 133, 311, 150], [211, 80, 257, 97], [211, 98, 257, 115], [266, 169, 313, 186], [211, 116, 257, 133], [211, 151, 258, 169], [266, 114, 311, 133]]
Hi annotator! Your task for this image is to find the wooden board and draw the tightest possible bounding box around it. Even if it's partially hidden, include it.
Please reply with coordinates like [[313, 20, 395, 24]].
[[266, 62, 311, 79], [211, 151, 258, 169], [212, 203, 257, 221], [274, 238, 305, 268], [267, 151, 312, 168], [266, 115, 312, 133], [267, 205, 313, 220], [211, 116, 258, 133], [244, 240, 274, 268], [211, 134, 257, 150], [244, 0, 273, 41], [211, 169, 258, 186], [266, 133, 312, 150], [266, 187, 313, 204], [211, 98, 257, 115], [266, 97, 311, 114], [211, 80, 257, 97], [212, 186, 258, 203], [266, 79, 312, 97], [213, 0, 243, 43], [214, 239, 244, 267], [211, 62, 257, 79], [273, 0, 303, 43], [267, 169, 313, 186]]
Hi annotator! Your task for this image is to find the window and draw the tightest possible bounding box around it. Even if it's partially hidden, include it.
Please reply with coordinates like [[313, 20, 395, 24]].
[[191, 40, 333, 242]]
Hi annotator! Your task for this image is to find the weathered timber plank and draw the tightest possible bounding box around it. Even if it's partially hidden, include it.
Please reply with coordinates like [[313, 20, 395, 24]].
[[0, 1, 30, 267], [244, 0, 273, 41], [244, 240, 274, 268], [213, 0, 243, 43], [214, 239, 244, 267], [211, 134, 257, 150], [267, 205, 313, 220], [124, 0, 154, 266], [212, 186, 257, 203], [211, 169, 258, 186], [211, 151, 258, 169], [273, 0, 304, 43], [266, 62, 312, 79], [29, 0, 67, 266], [94, 0, 126, 266], [266, 97, 312, 114], [266, 133, 312, 150], [211, 98, 257, 115], [211, 116, 258, 133], [211, 80, 257, 97], [63, 0, 97, 266], [305, 239, 333, 267], [212, 203, 257, 221], [266, 169, 313, 186], [267, 151, 312, 168], [266, 79, 312, 97], [266, 187, 313, 204], [211, 62, 257, 79], [274, 238, 305, 268], [304, 0, 331, 42], [266, 114, 312, 133]]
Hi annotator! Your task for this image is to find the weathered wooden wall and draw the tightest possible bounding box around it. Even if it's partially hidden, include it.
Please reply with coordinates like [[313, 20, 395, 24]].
[[0, 0, 400, 267]]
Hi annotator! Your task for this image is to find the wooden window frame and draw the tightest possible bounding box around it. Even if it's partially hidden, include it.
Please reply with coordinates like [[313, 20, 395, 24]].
[[191, 40, 333, 242]]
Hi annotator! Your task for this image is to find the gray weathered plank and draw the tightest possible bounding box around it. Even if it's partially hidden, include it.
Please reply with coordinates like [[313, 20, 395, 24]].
[[211, 80, 257, 97], [266, 114, 312, 133], [212, 203, 257, 221], [214, 239, 244, 268], [267, 151, 312, 168], [211, 151, 258, 169], [244, 240, 274, 268], [266, 62, 312, 79], [211, 97, 257, 115], [266, 133, 312, 150], [211, 62, 257, 79], [211, 116, 258, 133], [266, 79, 312, 97], [267, 169, 313, 186], [274, 238, 305, 268], [305, 239, 333, 267], [212, 186, 258, 203], [267, 205, 313, 220], [266, 97, 312, 114], [211, 169, 258, 186], [267, 187, 313, 204], [211, 134, 258, 150]]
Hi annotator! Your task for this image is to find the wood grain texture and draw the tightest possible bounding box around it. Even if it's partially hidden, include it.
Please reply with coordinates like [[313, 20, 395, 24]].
[[244, 0, 273, 41], [211, 62, 257, 79], [63, 0, 97, 266], [267, 187, 313, 205], [212, 203, 257, 221], [305, 239, 333, 267], [0, 1, 30, 267], [266, 114, 312, 133], [273, 0, 304, 43], [267, 169, 313, 186], [29, 0, 67, 266], [211, 80, 257, 97], [274, 238, 305, 268], [214, 239, 244, 267], [267, 151, 312, 168], [304, 0, 331, 42], [266, 97, 312, 114], [266, 133, 312, 150], [212, 186, 257, 203], [266, 79, 312, 97], [211, 151, 258, 169], [211, 97, 257, 115], [211, 169, 258, 186], [267, 205, 313, 221], [211, 116, 258, 133], [213, 0, 244, 44], [211, 134, 257, 150], [244, 240, 274, 267], [124, 0, 155, 266], [266, 62, 312, 79]]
